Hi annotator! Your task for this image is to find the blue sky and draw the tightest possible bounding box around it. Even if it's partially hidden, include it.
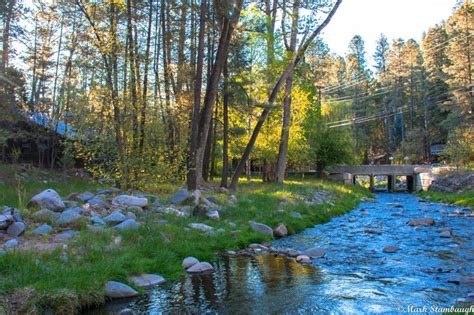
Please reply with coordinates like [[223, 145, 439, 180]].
[[320, 0, 458, 66]]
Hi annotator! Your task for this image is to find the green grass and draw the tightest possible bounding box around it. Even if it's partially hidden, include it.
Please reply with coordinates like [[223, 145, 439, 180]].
[[0, 173, 370, 314], [418, 190, 474, 210]]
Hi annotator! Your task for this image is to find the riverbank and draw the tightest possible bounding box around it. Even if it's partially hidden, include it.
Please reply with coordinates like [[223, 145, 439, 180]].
[[418, 191, 474, 210], [0, 173, 370, 314]]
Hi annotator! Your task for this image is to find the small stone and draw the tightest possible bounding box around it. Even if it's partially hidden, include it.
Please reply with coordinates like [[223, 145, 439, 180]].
[[290, 212, 303, 219], [0, 214, 14, 229], [76, 192, 95, 202], [273, 223, 288, 238], [407, 217, 435, 227], [7, 222, 26, 237], [170, 189, 192, 205], [348, 217, 357, 222], [91, 216, 106, 226], [31, 209, 60, 223], [128, 274, 165, 288], [382, 246, 399, 253], [439, 230, 452, 238], [57, 209, 82, 226], [87, 225, 104, 233], [364, 229, 383, 235], [33, 224, 53, 235], [228, 195, 237, 205], [104, 211, 127, 225], [104, 281, 138, 299], [249, 221, 273, 237], [87, 197, 109, 209], [302, 247, 326, 259], [4, 239, 19, 249], [286, 249, 300, 257], [186, 261, 214, 273], [206, 210, 220, 220], [28, 189, 65, 211], [182, 256, 200, 269], [53, 230, 77, 242], [296, 255, 311, 264], [112, 195, 148, 208], [114, 219, 139, 230], [188, 223, 214, 232]]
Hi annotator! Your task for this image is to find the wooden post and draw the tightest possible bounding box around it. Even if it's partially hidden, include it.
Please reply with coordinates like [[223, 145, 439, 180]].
[[388, 175, 395, 192], [369, 174, 375, 191]]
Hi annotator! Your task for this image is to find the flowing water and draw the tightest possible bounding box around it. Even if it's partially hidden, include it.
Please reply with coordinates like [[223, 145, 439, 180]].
[[93, 193, 474, 314]]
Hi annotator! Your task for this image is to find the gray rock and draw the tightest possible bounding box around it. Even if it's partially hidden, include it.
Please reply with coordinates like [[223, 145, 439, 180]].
[[290, 212, 303, 219], [87, 197, 109, 209], [182, 257, 200, 269], [249, 221, 273, 237], [33, 224, 53, 235], [77, 192, 95, 202], [228, 195, 237, 206], [53, 230, 77, 242], [439, 230, 452, 238], [104, 211, 127, 225], [170, 189, 192, 205], [296, 255, 311, 264], [104, 281, 138, 299], [118, 308, 134, 315], [0, 214, 14, 230], [188, 223, 214, 232], [206, 210, 220, 220], [0, 250, 6, 256], [128, 274, 165, 288], [407, 217, 435, 227], [126, 212, 137, 220], [4, 239, 19, 249], [302, 247, 326, 259], [286, 249, 300, 257], [28, 189, 65, 211], [31, 209, 60, 224], [91, 215, 106, 226], [112, 195, 148, 208], [114, 219, 140, 230], [57, 209, 82, 226], [86, 225, 105, 233], [7, 222, 26, 237], [191, 189, 202, 204], [382, 245, 399, 253], [4, 208, 23, 223], [273, 223, 288, 238], [186, 261, 214, 273]]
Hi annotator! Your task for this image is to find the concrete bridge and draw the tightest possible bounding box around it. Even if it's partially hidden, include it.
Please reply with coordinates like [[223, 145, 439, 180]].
[[327, 165, 435, 192]]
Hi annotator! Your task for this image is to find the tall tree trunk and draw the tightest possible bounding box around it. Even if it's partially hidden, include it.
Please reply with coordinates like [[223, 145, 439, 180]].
[[1, 0, 16, 74], [229, 0, 342, 191], [187, 0, 207, 190], [220, 64, 229, 188]]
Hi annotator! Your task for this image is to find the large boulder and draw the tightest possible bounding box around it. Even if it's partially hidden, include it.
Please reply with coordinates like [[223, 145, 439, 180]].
[[0, 214, 14, 230], [87, 197, 110, 209], [104, 281, 138, 299], [407, 217, 435, 227], [31, 209, 60, 223], [182, 256, 200, 269], [57, 209, 82, 226], [128, 274, 165, 288], [186, 262, 214, 273], [28, 189, 65, 211], [170, 189, 192, 205], [76, 192, 95, 202], [6, 222, 26, 237], [112, 195, 148, 208], [249, 221, 273, 237], [273, 223, 288, 238], [114, 219, 140, 230], [104, 211, 127, 225], [302, 247, 326, 259]]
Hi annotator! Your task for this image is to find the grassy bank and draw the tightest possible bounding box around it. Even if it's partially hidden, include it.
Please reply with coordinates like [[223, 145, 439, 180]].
[[0, 175, 370, 314], [418, 190, 474, 210]]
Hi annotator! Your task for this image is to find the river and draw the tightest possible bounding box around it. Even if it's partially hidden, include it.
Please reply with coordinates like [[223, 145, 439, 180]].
[[92, 193, 474, 314]]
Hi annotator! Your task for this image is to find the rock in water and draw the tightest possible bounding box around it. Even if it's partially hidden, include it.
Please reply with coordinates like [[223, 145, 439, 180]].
[[114, 219, 139, 230], [57, 209, 82, 226], [104, 212, 127, 225], [249, 221, 273, 237], [6, 222, 26, 237], [273, 223, 288, 238], [186, 262, 214, 273], [128, 274, 165, 288], [407, 217, 435, 227], [170, 189, 192, 205], [296, 255, 311, 264], [33, 224, 53, 235], [382, 245, 400, 253], [302, 247, 326, 259], [28, 189, 65, 211], [439, 230, 452, 238], [112, 195, 148, 208], [104, 281, 138, 299], [31, 209, 60, 223], [182, 257, 200, 269]]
